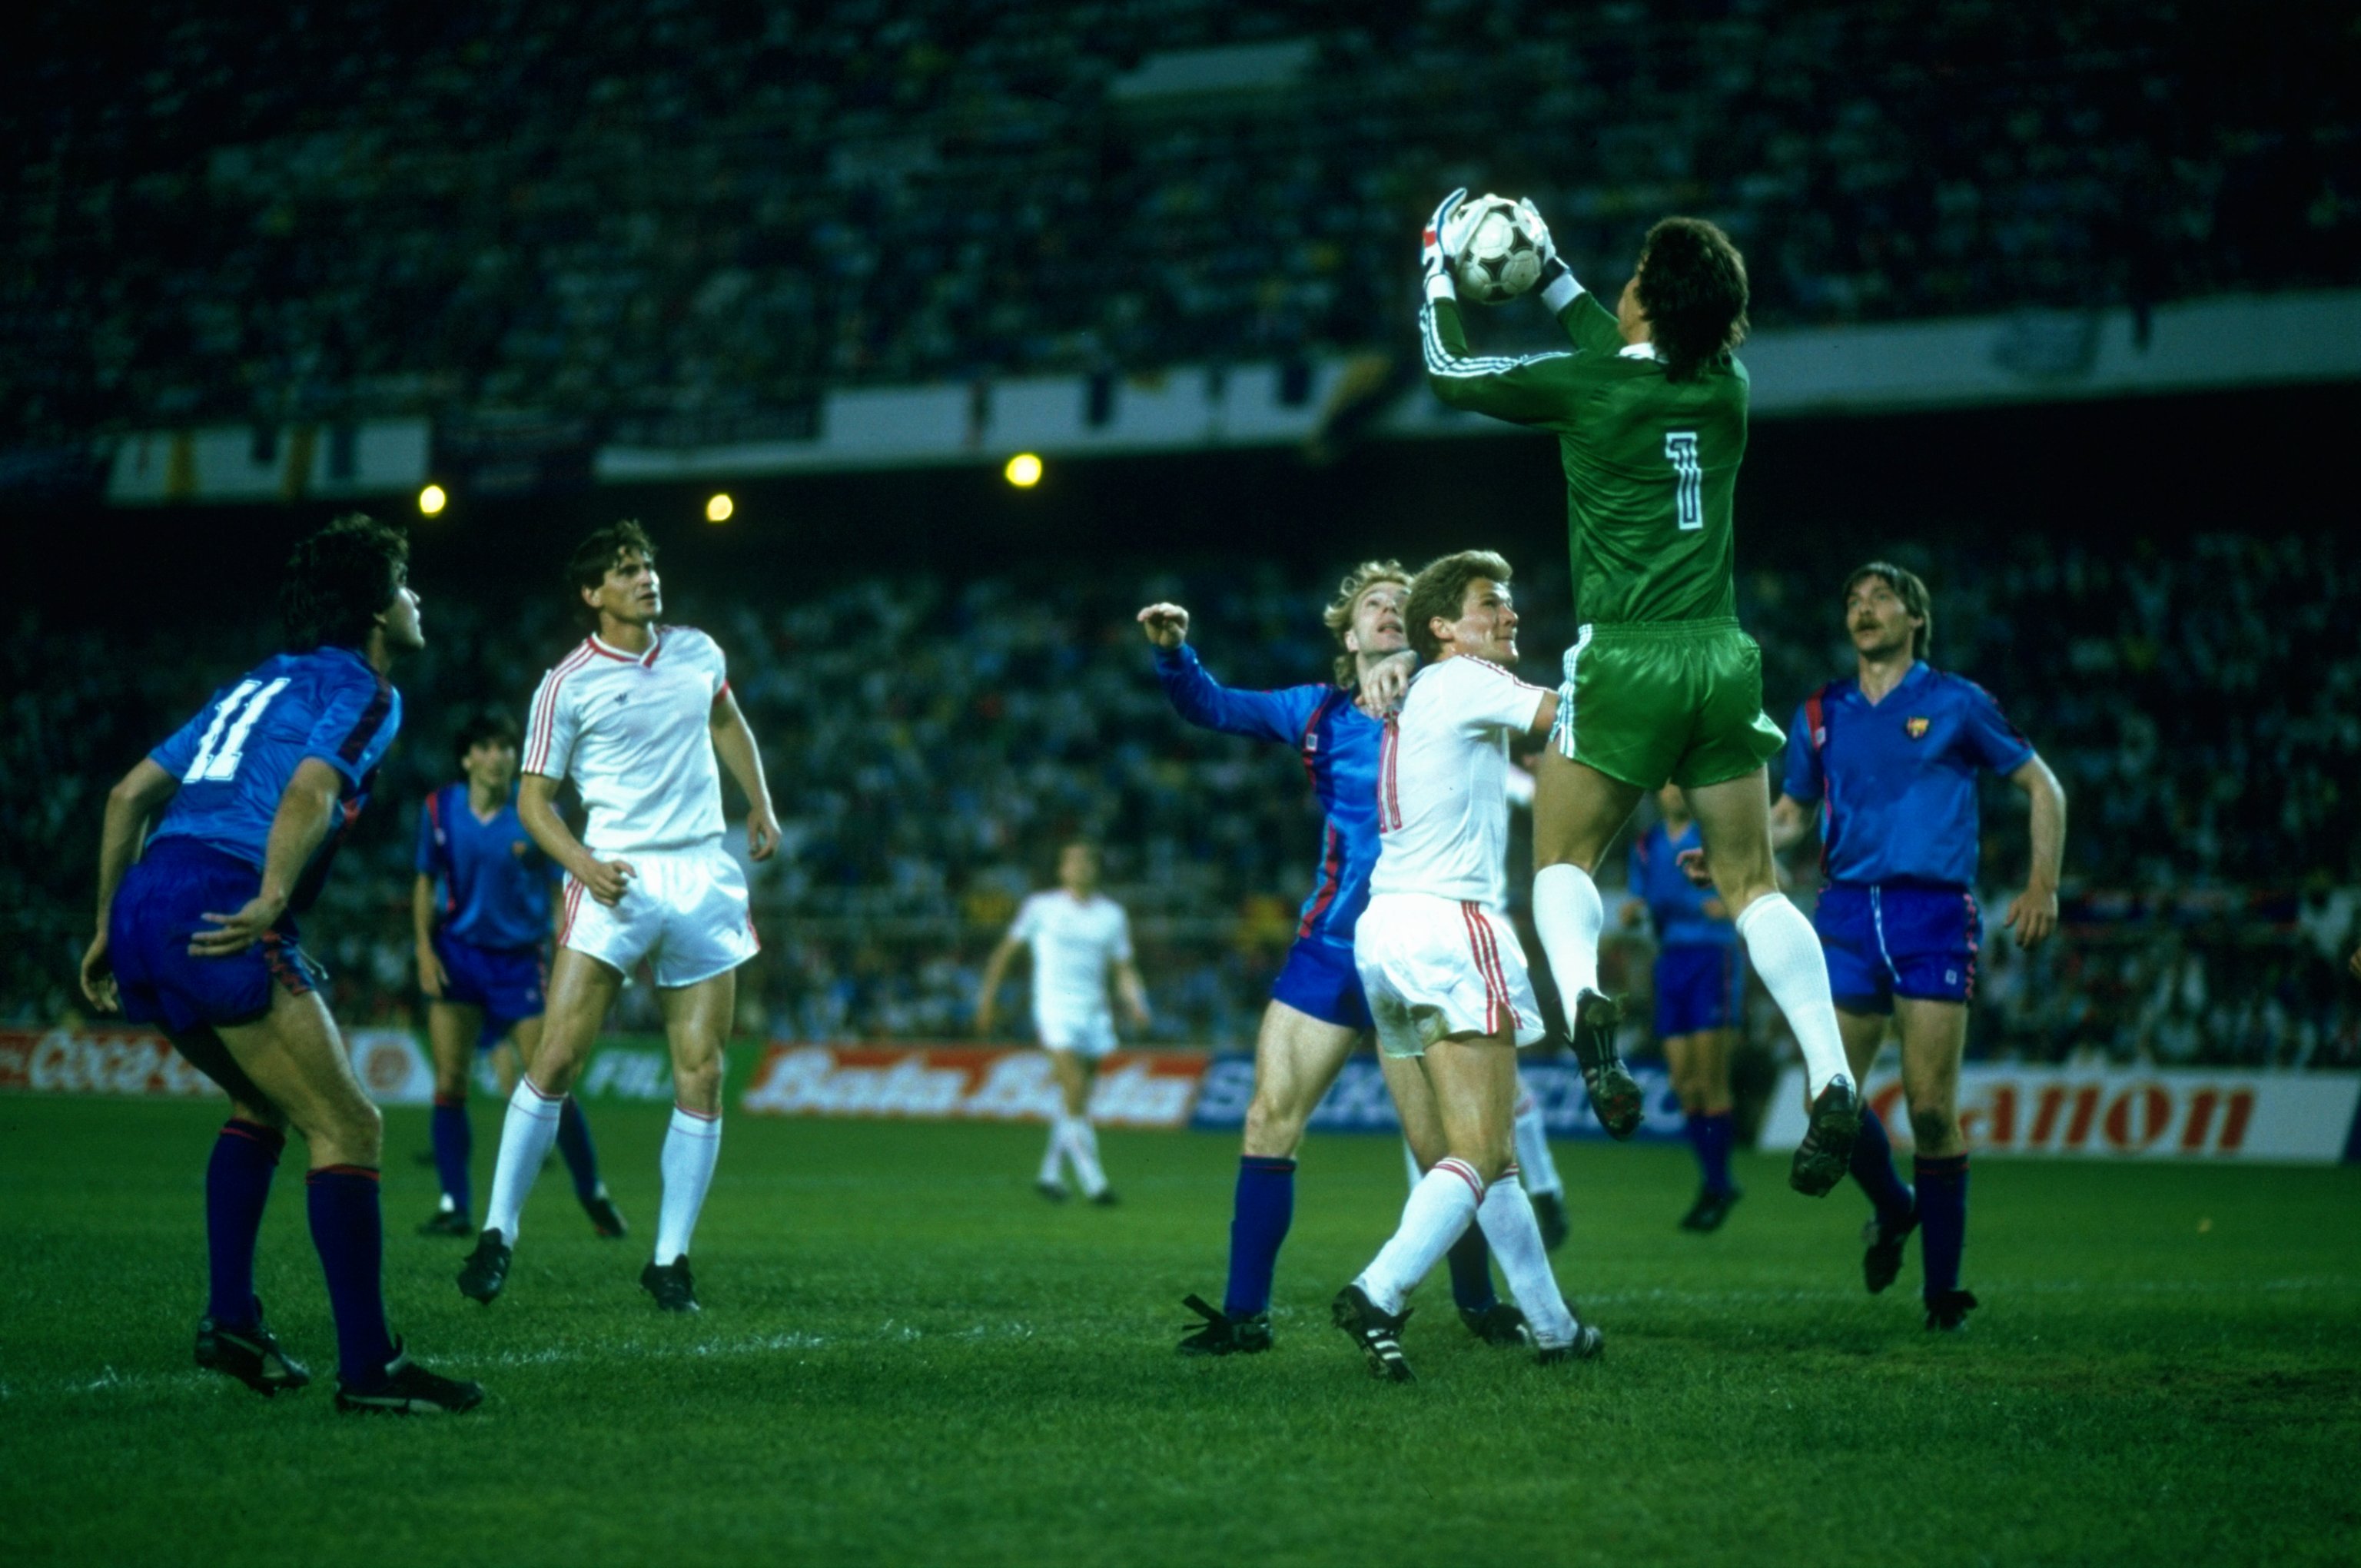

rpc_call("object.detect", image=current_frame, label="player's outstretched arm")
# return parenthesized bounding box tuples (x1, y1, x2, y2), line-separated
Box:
(1421, 289, 1584, 427)
(709, 686, 779, 861)
(1141, 600, 1325, 742)
(975, 935, 1024, 1037)
(83, 758, 178, 1010)
(412, 873, 448, 998)
(1768, 794, 1814, 855)
(2004, 754, 2067, 948)
(518, 772, 635, 906)
(189, 757, 342, 957)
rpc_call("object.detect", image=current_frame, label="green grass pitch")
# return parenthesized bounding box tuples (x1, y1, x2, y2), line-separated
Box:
(3, 1093, 2356, 1566)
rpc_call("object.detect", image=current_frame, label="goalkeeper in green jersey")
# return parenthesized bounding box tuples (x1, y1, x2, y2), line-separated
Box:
(1413, 191, 1861, 1196)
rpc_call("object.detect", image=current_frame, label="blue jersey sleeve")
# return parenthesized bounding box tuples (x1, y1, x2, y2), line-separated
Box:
(415, 789, 445, 877)
(304, 669, 401, 789)
(1955, 679, 2035, 776)
(1780, 702, 1823, 804)
(148, 688, 228, 780)
(1154, 644, 1327, 745)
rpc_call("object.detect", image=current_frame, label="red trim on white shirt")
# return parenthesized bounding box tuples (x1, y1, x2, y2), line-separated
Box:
(524, 644, 596, 775)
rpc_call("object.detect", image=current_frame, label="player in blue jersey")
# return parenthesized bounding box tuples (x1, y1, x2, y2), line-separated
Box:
(80, 515, 482, 1414)
(1142, 564, 1566, 1357)
(1625, 784, 1747, 1231)
(1769, 563, 2065, 1332)
(414, 709, 625, 1241)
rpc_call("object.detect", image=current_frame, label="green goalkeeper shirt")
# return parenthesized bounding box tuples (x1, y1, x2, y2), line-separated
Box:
(1423, 286, 1746, 628)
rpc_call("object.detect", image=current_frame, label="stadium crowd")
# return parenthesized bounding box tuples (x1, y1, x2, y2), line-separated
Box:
(7, 0, 2356, 449)
(8, 526, 2357, 1071)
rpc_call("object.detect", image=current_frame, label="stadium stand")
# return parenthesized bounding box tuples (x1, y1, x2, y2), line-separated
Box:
(8, 528, 2357, 1070)
(5, 0, 2356, 447)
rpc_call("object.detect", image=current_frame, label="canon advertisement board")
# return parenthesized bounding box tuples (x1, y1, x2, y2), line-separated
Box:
(1758, 1065, 2361, 1164)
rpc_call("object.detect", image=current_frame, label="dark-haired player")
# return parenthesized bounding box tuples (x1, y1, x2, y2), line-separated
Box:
(81, 514, 481, 1414)
(414, 709, 623, 1241)
(1139, 567, 1559, 1357)
(1771, 563, 2065, 1330)
(460, 522, 779, 1313)
(1416, 192, 1862, 1196)
(1623, 783, 1745, 1230)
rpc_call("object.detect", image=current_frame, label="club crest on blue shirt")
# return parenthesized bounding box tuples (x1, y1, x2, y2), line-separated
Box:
(1906, 716, 1931, 739)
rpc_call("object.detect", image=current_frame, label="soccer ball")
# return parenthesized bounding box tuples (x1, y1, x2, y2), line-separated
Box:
(1450, 195, 1544, 305)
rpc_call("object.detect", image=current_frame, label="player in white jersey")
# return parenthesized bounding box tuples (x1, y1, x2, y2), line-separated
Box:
(1335, 550, 1603, 1382)
(975, 842, 1150, 1203)
(459, 521, 779, 1313)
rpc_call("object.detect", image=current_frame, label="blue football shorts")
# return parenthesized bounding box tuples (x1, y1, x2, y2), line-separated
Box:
(1653, 942, 1745, 1037)
(1812, 881, 1981, 1015)
(1270, 935, 1375, 1033)
(430, 932, 548, 1046)
(110, 837, 325, 1036)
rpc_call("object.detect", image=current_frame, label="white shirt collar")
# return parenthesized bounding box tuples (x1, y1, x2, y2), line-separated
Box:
(1618, 341, 1660, 360)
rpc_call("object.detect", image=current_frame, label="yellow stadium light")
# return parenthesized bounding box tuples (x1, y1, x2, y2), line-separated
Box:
(706, 493, 735, 523)
(1004, 453, 1043, 488)
(418, 483, 447, 517)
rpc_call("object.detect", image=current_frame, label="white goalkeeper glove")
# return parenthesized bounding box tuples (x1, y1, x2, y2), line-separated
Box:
(1516, 197, 1582, 313)
(1421, 187, 1470, 301)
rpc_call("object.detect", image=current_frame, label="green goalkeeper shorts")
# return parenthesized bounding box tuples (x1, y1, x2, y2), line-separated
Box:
(1551, 619, 1786, 791)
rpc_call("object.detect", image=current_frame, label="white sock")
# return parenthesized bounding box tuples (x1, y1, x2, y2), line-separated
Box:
(1477, 1169, 1577, 1348)
(1400, 1138, 1425, 1191)
(1735, 893, 1852, 1101)
(1038, 1120, 1065, 1185)
(1064, 1115, 1108, 1198)
(1511, 1082, 1564, 1198)
(483, 1076, 563, 1245)
(1532, 864, 1604, 1000)
(1355, 1158, 1484, 1314)
(654, 1105, 722, 1265)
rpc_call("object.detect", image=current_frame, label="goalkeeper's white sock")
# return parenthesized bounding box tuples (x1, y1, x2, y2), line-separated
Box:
(483, 1076, 563, 1246)
(1735, 894, 1853, 1101)
(1476, 1168, 1577, 1349)
(1512, 1083, 1565, 1199)
(1532, 864, 1605, 1001)
(1356, 1159, 1483, 1316)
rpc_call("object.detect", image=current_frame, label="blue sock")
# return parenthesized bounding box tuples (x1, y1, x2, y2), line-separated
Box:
(204, 1120, 283, 1327)
(556, 1096, 602, 1202)
(304, 1166, 397, 1384)
(1851, 1107, 1917, 1225)
(1445, 1224, 1498, 1314)
(1692, 1110, 1735, 1196)
(430, 1095, 472, 1214)
(1221, 1156, 1295, 1318)
(1914, 1153, 1969, 1301)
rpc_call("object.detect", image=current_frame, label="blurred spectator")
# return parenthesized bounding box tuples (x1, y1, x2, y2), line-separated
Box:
(4, 0, 2356, 446)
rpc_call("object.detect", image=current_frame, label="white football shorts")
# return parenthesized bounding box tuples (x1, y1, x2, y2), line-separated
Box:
(1354, 892, 1546, 1058)
(1034, 1009, 1118, 1060)
(559, 843, 758, 988)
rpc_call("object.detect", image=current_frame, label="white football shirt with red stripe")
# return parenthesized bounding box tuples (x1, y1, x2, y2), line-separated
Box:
(1369, 653, 1549, 910)
(523, 626, 730, 857)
